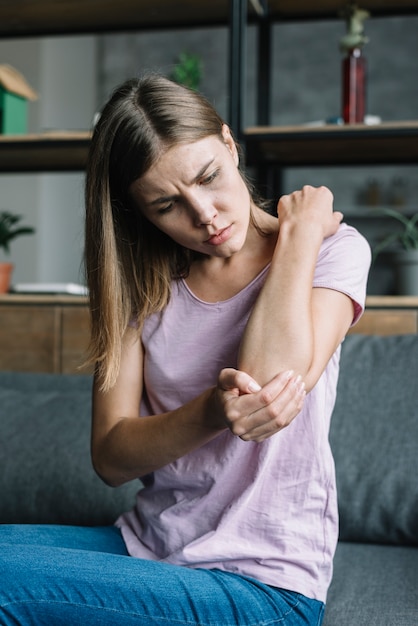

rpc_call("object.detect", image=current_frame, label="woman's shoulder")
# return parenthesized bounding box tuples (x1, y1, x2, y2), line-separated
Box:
(314, 222, 371, 313)
(320, 222, 371, 260)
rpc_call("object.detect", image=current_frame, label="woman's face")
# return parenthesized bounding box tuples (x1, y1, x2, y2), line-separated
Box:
(129, 125, 252, 258)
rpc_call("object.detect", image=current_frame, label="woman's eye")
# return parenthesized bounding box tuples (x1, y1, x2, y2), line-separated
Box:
(158, 203, 174, 215)
(201, 170, 219, 185)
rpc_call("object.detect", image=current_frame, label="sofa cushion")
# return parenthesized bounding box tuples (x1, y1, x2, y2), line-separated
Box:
(330, 333, 418, 545)
(323, 542, 418, 625)
(0, 371, 138, 525)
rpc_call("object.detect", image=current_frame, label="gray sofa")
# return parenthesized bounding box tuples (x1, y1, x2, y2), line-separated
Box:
(1, 333, 417, 625)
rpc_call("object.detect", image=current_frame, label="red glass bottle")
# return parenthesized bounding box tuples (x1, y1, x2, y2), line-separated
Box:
(340, 4, 369, 125)
(342, 47, 366, 124)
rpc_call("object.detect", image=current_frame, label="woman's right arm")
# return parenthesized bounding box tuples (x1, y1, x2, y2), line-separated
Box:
(91, 326, 224, 486)
(91, 327, 304, 487)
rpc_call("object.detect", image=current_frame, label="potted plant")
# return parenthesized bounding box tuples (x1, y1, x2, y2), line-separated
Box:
(170, 51, 203, 91)
(0, 210, 35, 293)
(373, 208, 418, 295)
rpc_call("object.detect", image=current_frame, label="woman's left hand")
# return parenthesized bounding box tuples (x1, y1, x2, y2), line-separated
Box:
(213, 367, 306, 442)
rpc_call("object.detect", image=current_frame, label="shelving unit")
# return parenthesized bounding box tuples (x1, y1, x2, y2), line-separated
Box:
(245, 121, 418, 168)
(2, 118, 417, 174)
(0, 0, 417, 372)
(0, 0, 246, 37)
(0, 0, 250, 171)
(1, 1, 417, 174)
(1, 0, 417, 38)
(0, 1, 417, 271)
(0, 131, 90, 172)
(241, 1, 418, 191)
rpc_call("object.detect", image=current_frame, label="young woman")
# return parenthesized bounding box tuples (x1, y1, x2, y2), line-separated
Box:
(0, 74, 370, 625)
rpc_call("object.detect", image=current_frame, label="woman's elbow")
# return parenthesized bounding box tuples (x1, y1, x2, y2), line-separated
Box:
(91, 443, 129, 488)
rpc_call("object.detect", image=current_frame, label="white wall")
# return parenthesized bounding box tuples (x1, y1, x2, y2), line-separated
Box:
(0, 35, 98, 285)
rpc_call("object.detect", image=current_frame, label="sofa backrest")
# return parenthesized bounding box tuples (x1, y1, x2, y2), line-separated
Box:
(1, 333, 417, 539)
(330, 333, 418, 546)
(0, 371, 138, 525)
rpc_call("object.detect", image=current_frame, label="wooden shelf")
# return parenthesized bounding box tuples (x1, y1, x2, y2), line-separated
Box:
(1, 0, 417, 38)
(352, 296, 418, 335)
(0, 0, 233, 37)
(0, 0, 223, 36)
(267, 0, 418, 19)
(0, 293, 88, 305)
(244, 121, 418, 168)
(366, 296, 418, 308)
(0, 131, 91, 172)
(2, 121, 418, 173)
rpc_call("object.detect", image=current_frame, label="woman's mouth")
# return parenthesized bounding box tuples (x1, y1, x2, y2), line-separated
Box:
(205, 226, 232, 246)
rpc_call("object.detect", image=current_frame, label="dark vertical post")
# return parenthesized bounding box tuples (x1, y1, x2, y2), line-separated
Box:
(228, 0, 246, 140)
(256, 0, 271, 125)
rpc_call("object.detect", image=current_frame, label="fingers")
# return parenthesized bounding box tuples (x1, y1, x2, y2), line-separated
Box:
(277, 185, 341, 239)
(235, 373, 306, 442)
(218, 368, 306, 443)
(218, 367, 262, 395)
(278, 185, 333, 212)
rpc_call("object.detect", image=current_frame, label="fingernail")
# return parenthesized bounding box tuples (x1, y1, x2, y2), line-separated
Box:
(285, 370, 294, 379)
(248, 380, 262, 392)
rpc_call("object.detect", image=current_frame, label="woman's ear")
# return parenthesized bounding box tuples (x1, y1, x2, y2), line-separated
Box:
(221, 124, 239, 166)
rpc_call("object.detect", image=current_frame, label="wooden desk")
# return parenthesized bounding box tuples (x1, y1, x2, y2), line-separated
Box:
(0, 294, 90, 374)
(1, 294, 417, 374)
(350, 296, 418, 335)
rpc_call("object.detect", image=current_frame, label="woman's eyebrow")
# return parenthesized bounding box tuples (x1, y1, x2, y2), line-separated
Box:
(192, 158, 215, 183)
(148, 158, 216, 207)
(148, 194, 175, 207)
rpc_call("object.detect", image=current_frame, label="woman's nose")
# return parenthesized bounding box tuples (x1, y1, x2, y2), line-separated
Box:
(199, 213, 215, 226)
(190, 200, 217, 226)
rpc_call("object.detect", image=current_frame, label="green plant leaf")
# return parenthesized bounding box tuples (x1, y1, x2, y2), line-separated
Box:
(170, 51, 202, 91)
(0, 211, 35, 254)
(372, 208, 418, 262)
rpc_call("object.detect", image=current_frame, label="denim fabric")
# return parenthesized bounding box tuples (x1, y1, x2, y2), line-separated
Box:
(0, 525, 324, 625)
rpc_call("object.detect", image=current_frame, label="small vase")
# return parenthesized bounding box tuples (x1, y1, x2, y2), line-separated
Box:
(0, 262, 14, 293)
(393, 250, 418, 295)
(342, 47, 366, 124)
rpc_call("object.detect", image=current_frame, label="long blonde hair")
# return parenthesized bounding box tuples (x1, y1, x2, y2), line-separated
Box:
(84, 74, 266, 391)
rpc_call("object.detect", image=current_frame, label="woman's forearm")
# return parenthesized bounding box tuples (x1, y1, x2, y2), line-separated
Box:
(238, 219, 323, 388)
(92, 386, 226, 487)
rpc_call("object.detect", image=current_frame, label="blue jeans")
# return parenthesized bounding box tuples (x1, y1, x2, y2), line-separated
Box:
(0, 525, 325, 625)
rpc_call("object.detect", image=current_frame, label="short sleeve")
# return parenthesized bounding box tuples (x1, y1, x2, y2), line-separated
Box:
(312, 223, 371, 325)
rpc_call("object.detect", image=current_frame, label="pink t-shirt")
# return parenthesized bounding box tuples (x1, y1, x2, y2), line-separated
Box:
(116, 223, 371, 602)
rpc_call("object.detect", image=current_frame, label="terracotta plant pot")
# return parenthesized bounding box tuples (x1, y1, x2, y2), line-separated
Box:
(0, 262, 13, 293)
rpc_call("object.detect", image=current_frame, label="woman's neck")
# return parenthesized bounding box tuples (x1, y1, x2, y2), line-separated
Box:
(185, 208, 278, 302)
